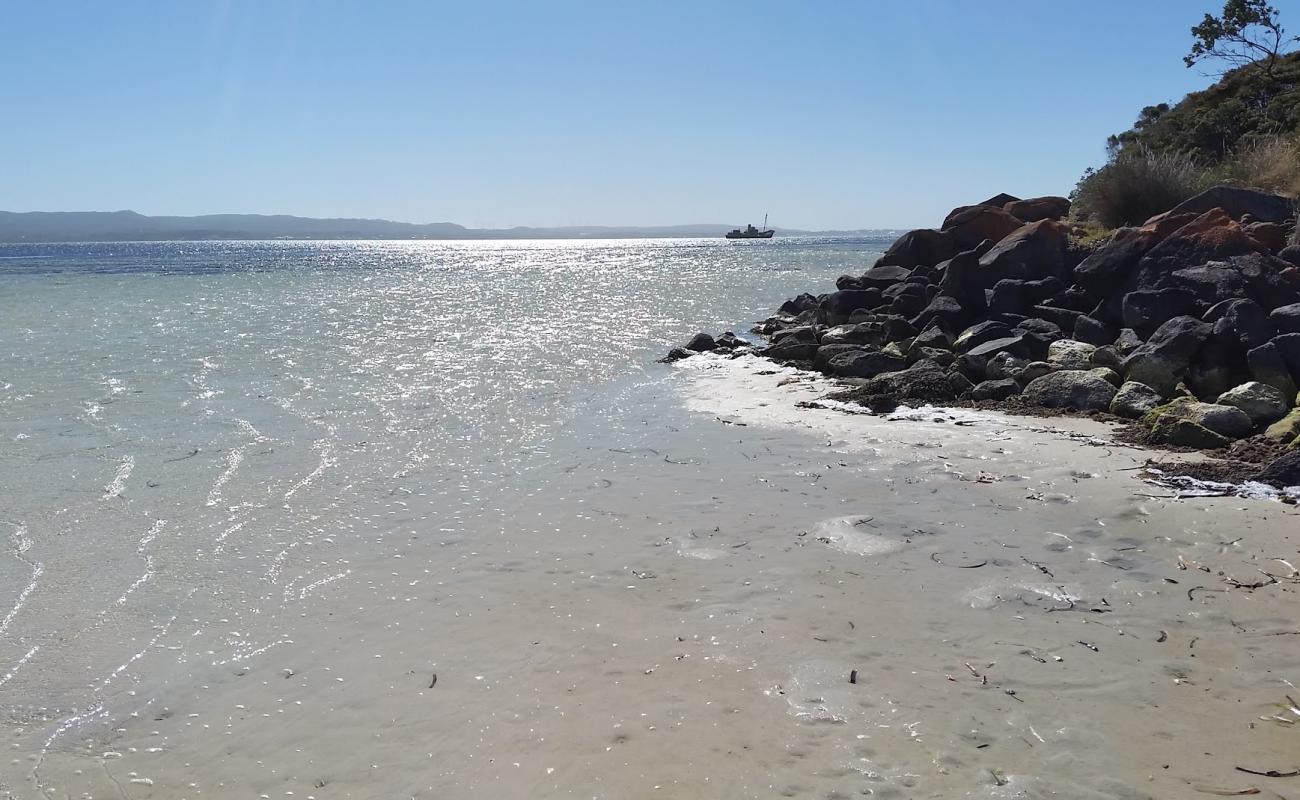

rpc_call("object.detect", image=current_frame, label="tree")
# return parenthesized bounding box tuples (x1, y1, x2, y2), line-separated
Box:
(1185, 0, 1297, 76)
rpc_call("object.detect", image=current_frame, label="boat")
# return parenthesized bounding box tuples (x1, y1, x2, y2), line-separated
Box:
(725, 214, 774, 239)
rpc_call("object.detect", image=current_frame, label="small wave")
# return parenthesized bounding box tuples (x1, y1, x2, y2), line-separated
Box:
(101, 456, 134, 499)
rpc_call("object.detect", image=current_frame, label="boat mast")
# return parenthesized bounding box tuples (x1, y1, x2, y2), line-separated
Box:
(763, 213, 768, 231)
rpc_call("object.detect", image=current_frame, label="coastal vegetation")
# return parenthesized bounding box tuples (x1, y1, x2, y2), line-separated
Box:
(1073, 1, 1300, 228)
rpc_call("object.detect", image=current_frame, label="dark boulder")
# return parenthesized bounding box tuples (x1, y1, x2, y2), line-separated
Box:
(877, 229, 960, 270)
(685, 332, 717, 352)
(879, 315, 918, 343)
(764, 339, 819, 362)
(858, 359, 957, 404)
(1022, 370, 1118, 411)
(1270, 303, 1300, 335)
(971, 378, 1022, 401)
(966, 333, 1033, 360)
(1073, 315, 1116, 346)
(1245, 221, 1289, 252)
(941, 205, 1026, 249)
(979, 192, 1021, 208)
(1274, 333, 1300, 379)
(827, 349, 907, 378)
(1121, 288, 1200, 331)
(1073, 215, 1197, 291)
(814, 344, 871, 371)
(835, 274, 864, 291)
(860, 265, 912, 289)
(953, 321, 1012, 352)
(1122, 315, 1212, 395)
(911, 294, 968, 333)
(1248, 340, 1299, 399)
(1280, 244, 1300, 268)
(771, 325, 820, 345)
(1031, 304, 1084, 332)
(821, 290, 881, 325)
(1230, 253, 1300, 311)
(1253, 449, 1300, 488)
(911, 324, 952, 350)
(1115, 328, 1144, 354)
(820, 322, 886, 347)
(1004, 196, 1071, 222)
(1153, 185, 1296, 226)
(989, 277, 1064, 315)
(659, 347, 692, 363)
(778, 292, 820, 316)
(1205, 299, 1273, 351)
(936, 250, 989, 316)
(975, 220, 1068, 288)
(1134, 209, 1268, 276)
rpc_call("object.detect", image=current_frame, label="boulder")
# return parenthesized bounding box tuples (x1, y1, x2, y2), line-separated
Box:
(1073, 223, 1171, 291)
(1122, 315, 1212, 395)
(1253, 449, 1300, 488)
(1143, 397, 1254, 439)
(1022, 370, 1117, 411)
(971, 379, 1022, 401)
(1270, 303, 1300, 335)
(1121, 288, 1200, 331)
(985, 352, 1030, 380)
(1229, 253, 1300, 311)
(764, 339, 819, 362)
(1030, 305, 1084, 332)
(1264, 408, 1300, 444)
(976, 220, 1068, 288)
(685, 332, 716, 352)
(877, 229, 960, 270)
(911, 324, 952, 350)
(989, 277, 1064, 315)
(1148, 416, 1231, 449)
(778, 292, 820, 316)
(827, 349, 908, 378)
(1134, 209, 1268, 276)
(858, 359, 957, 404)
(1004, 196, 1071, 222)
(1015, 361, 1055, 385)
(1206, 298, 1273, 351)
(1216, 381, 1289, 424)
(1088, 366, 1123, 387)
(911, 294, 968, 333)
(715, 332, 747, 350)
(911, 346, 956, 367)
(1245, 221, 1289, 252)
(1091, 345, 1123, 371)
(979, 192, 1021, 208)
(1280, 244, 1300, 268)
(936, 250, 989, 316)
(771, 325, 820, 345)
(659, 347, 692, 363)
(966, 333, 1033, 360)
(954, 321, 1012, 352)
(941, 205, 1026, 249)
(1115, 328, 1144, 354)
(1073, 315, 1116, 346)
(1110, 381, 1162, 418)
(1047, 339, 1097, 370)
(821, 290, 880, 325)
(1154, 185, 1296, 226)
(949, 371, 976, 396)
(820, 322, 885, 347)
(815, 344, 871, 371)
(1247, 340, 1299, 399)
(860, 265, 913, 289)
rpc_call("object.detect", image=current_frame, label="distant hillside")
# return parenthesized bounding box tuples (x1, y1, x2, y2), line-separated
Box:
(0, 210, 866, 242)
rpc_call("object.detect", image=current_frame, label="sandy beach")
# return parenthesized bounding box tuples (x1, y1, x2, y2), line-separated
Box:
(23, 351, 1299, 799)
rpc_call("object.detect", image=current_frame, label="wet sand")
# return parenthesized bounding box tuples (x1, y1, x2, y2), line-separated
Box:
(24, 354, 1300, 799)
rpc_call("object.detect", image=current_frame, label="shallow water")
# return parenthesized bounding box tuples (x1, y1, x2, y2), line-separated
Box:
(2, 238, 1298, 800)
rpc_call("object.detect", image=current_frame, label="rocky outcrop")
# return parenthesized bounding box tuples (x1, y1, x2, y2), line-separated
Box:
(1152, 185, 1296, 226)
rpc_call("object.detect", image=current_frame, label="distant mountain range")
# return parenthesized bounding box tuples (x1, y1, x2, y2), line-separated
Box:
(0, 210, 888, 242)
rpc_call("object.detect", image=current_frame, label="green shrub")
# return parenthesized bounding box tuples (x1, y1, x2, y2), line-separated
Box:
(1071, 148, 1214, 228)
(1214, 133, 1300, 195)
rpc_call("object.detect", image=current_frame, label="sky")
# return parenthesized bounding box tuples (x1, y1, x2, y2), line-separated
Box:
(2, 1, 1293, 229)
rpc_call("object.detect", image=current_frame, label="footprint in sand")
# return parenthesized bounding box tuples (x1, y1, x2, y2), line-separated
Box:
(810, 515, 909, 557)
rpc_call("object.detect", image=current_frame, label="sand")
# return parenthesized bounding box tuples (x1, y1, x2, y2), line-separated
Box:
(21, 354, 1300, 799)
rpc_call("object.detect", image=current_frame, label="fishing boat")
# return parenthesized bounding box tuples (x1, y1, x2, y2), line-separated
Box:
(725, 214, 774, 239)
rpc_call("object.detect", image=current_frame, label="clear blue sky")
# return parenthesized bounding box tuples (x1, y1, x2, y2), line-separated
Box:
(2, 1, 1291, 229)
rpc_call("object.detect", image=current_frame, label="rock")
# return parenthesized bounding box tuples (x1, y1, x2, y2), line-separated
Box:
(1155, 185, 1296, 226)
(1135, 209, 1268, 276)
(659, 347, 693, 363)
(911, 293, 969, 332)
(1270, 303, 1300, 335)
(1280, 244, 1300, 268)
(821, 290, 880, 325)
(858, 359, 957, 404)
(1247, 340, 1300, 399)
(1031, 304, 1084, 332)
(814, 344, 871, 371)
(1091, 345, 1123, 371)
(966, 333, 1032, 360)
(1272, 333, 1300, 379)
(1073, 227, 1151, 291)
(771, 325, 820, 345)
(1148, 416, 1231, 449)
(941, 205, 1026, 249)
(976, 220, 1068, 288)
(1004, 196, 1071, 222)
(827, 349, 908, 378)
(1264, 408, 1300, 444)
(979, 192, 1021, 208)
(859, 265, 913, 289)
(778, 292, 820, 316)
(1253, 448, 1300, 488)
(879, 315, 919, 343)
(1110, 381, 1162, 418)
(936, 250, 989, 316)
(1229, 253, 1300, 311)
(985, 352, 1030, 380)
(1121, 288, 1199, 331)
(1022, 370, 1117, 411)
(1245, 221, 1289, 252)
(911, 324, 952, 350)
(988, 277, 1064, 315)
(953, 321, 1011, 352)
(1143, 397, 1254, 439)
(685, 332, 717, 352)
(821, 322, 885, 347)
(1047, 339, 1097, 370)
(877, 229, 960, 270)
(1088, 366, 1123, 387)
(1015, 361, 1055, 385)
(1073, 315, 1115, 346)
(948, 371, 975, 396)
(912, 346, 956, 368)
(1206, 298, 1273, 350)
(835, 274, 864, 291)
(1122, 315, 1212, 395)
(715, 331, 746, 349)
(1115, 328, 1144, 354)
(971, 379, 1022, 401)
(764, 339, 819, 362)
(1217, 381, 1289, 424)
